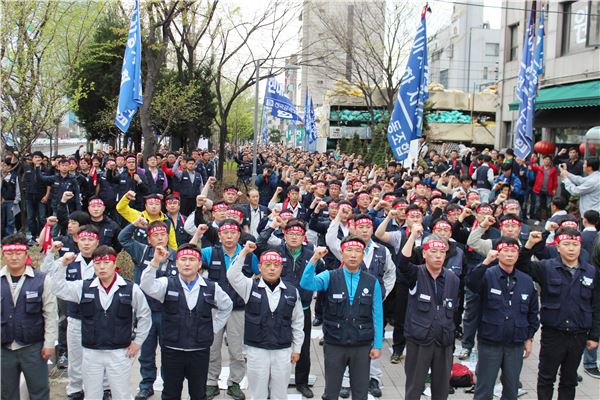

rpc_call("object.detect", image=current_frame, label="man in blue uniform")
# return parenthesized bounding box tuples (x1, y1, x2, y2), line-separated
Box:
(301, 237, 383, 400)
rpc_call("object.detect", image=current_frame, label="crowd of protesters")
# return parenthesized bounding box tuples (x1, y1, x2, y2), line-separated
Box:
(1, 140, 599, 400)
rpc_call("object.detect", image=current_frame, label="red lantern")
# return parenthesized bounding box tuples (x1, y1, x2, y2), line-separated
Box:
(580, 142, 599, 156)
(534, 140, 557, 155)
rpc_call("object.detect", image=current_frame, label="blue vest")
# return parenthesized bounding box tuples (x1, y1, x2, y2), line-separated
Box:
(136, 246, 178, 312)
(539, 259, 595, 332)
(1, 270, 46, 346)
(244, 281, 297, 349)
(133, 218, 172, 247)
(478, 266, 536, 344)
(79, 279, 133, 350)
(97, 173, 117, 205)
(444, 244, 465, 278)
(475, 165, 492, 190)
(404, 266, 459, 346)
(1, 172, 17, 201)
(178, 171, 203, 199)
(322, 269, 376, 347)
(278, 243, 314, 308)
(161, 277, 215, 350)
(207, 247, 253, 310)
(360, 245, 387, 297)
(65, 260, 91, 319)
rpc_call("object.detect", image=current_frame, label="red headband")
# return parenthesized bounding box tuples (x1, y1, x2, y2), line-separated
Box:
(145, 198, 161, 205)
(496, 242, 520, 251)
(219, 223, 240, 232)
(556, 234, 582, 243)
(355, 218, 373, 226)
(339, 204, 352, 211)
(423, 240, 448, 251)
(176, 248, 201, 260)
(503, 202, 520, 210)
(212, 203, 229, 211)
(560, 221, 578, 228)
(393, 203, 408, 209)
(126, 156, 136, 162)
(447, 209, 462, 215)
(224, 188, 238, 194)
(93, 254, 117, 263)
(166, 197, 180, 204)
(433, 221, 452, 231)
(260, 252, 283, 264)
(500, 219, 522, 227)
(357, 193, 370, 199)
(285, 225, 305, 234)
(467, 192, 480, 199)
(229, 209, 245, 219)
(88, 199, 104, 207)
(148, 225, 167, 236)
(78, 231, 99, 240)
(329, 183, 340, 189)
(383, 195, 397, 201)
(280, 211, 293, 217)
(328, 202, 339, 208)
(407, 210, 423, 217)
(2, 244, 28, 253)
(477, 206, 493, 214)
(315, 182, 326, 187)
(341, 240, 365, 252)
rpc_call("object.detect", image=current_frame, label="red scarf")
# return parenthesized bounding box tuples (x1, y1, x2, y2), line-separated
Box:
(41, 224, 52, 254)
(89, 166, 98, 186)
(100, 274, 118, 294)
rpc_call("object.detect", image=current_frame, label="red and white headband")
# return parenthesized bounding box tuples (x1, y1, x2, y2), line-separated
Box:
(88, 199, 104, 207)
(224, 188, 238, 194)
(556, 234, 581, 243)
(145, 197, 161, 205)
(496, 242, 519, 251)
(433, 221, 452, 231)
(355, 218, 373, 226)
(407, 210, 423, 217)
(260, 252, 283, 264)
(477, 206, 493, 214)
(78, 231, 99, 240)
(219, 223, 240, 232)
(2, 244, 28, 253)
(148, 225, 167, 236)
(560, 221, 578, 228)
(212, 203, 229, 211)
(228, 209, 245, 219)
(341, 240, 365, 252)
(176, 248, 201, 260)
(500, 219, 522, 227)
(93, 254, 117, 263)
(285, 225, 305, 234)
(423, 240, 448, 251)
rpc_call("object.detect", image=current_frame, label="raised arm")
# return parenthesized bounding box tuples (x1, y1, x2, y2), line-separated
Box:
(226, 241, 256, 303)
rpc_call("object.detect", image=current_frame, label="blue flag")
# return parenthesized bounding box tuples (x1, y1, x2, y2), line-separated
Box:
(513, 4, 540, 160)
(386, 7, 429, 162)
(265, 78, 300, 120)
(308, 98, 317, 151)
(115, 0, 143, 133)
(534, 7, 544, 76)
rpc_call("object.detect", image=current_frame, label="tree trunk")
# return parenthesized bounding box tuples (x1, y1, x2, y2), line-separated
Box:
(217, 121, 227, 182)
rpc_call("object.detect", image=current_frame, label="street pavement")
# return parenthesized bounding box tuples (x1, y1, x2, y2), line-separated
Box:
(47, 325, 600, 399)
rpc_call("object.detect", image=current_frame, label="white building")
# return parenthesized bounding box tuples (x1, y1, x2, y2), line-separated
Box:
(496, 1, 600, 149)
(429, 3, 500, 92)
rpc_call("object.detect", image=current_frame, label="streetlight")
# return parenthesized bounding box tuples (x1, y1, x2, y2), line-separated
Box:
(251, 61, 300, 186)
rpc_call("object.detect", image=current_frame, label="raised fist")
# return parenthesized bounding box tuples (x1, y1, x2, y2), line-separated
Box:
(51, 241, 63, 253)
(125, 191, 136, 201)
(411, 223, 424, 238)
(275, 187, 283, 194)
(243, 241, 257, 253)
(133, 217, 149, 229)
(153, 246, 170, 263)
(484, 250, 498, 265)
(46, 216, 59, 227)
(527, 231, 543, 245)
(196, 194, 206, 206)
(62, 252, 77, 266)
(195, 224, 209, 236)
(61, 191, 74, 203)
(312, 246, 328, 259)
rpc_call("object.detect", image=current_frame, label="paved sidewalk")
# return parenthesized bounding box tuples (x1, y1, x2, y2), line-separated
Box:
(48, 326, 600, 399)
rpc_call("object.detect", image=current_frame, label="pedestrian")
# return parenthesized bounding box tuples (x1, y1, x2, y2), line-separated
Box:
(560, 157, 600, 216)
(397, 230, 459, 400)
(300, 237, 383, 400)
(140, 243, 233, 400)
(467, 237, 540, 400)
(228, 242, 304, 400)
(48, 245, 152, 400)
(521, 228, 600, 400)
(529, 155, 558, 221)
(1, 234, 57, 400)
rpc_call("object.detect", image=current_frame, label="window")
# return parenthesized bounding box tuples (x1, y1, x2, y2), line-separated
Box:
(485, 43, 499, 56)
(440, 69, 449, 88)
(483, 66, 489, 80)
(432, 50, 441, 61)
(561, 1, 591, 55)
(509, 24, 519, 61)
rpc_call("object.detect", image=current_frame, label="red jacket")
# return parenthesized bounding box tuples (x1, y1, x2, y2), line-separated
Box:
(530, 164, 558, 194)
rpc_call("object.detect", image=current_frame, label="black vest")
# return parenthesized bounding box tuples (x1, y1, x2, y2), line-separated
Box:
(478, 266, 536, 344)
(133, 218, 172, 246)
(1, 270, 46, 346)
(475, 165, 492, 190)
(137, 246, 178, 312)
(1, 172, 17, 201)
(278, 243, 314, 307)
(65, 260, 92, 319)
(539, 259, 595, 332)
(244, 281, 297, 349)
(360, 245, 387, 297)
(161, 277, 216, 349)
(79, 278, 134, 350)
(322, 269, 377, 347)
(145, 169, 166, 195)
(444, 244, 465, 278)
(178, 171, 203, 199)
(404, 266, 459, 346)
(207, 247, 253, 309)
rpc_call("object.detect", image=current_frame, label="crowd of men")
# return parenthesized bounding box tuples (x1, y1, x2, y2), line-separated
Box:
(1, 141, 600, 400)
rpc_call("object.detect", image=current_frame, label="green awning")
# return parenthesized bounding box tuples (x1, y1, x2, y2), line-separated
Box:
(509, 79, 600, 111)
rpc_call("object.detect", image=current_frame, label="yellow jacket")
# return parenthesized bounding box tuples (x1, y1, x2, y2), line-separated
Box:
(116, 196, 178, 250)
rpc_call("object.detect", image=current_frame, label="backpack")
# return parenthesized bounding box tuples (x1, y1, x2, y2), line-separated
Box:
(450, 363, 474, 387)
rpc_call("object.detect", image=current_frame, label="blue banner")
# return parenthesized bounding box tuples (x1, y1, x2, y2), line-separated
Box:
(265, 78, 300, 120)
(513, 4, 540, 160)
(307, 98, 317, 151)
(386, 8, 429, 162)
(115, 0, 143, 133)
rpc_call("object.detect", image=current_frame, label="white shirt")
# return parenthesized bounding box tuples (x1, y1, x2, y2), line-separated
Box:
(227, 254, 304, 353)
(249, 206, 263, 238)
(47, 259, 151, 346)
(139, 268, 233, 336)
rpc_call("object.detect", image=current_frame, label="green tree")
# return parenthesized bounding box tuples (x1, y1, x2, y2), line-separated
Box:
(348, 133, 362, 155)
(227, 88, 254, 145)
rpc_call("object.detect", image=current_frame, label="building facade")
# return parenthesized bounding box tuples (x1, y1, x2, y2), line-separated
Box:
(428, 3, 500, 92)
(496, 1, 600, 149)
